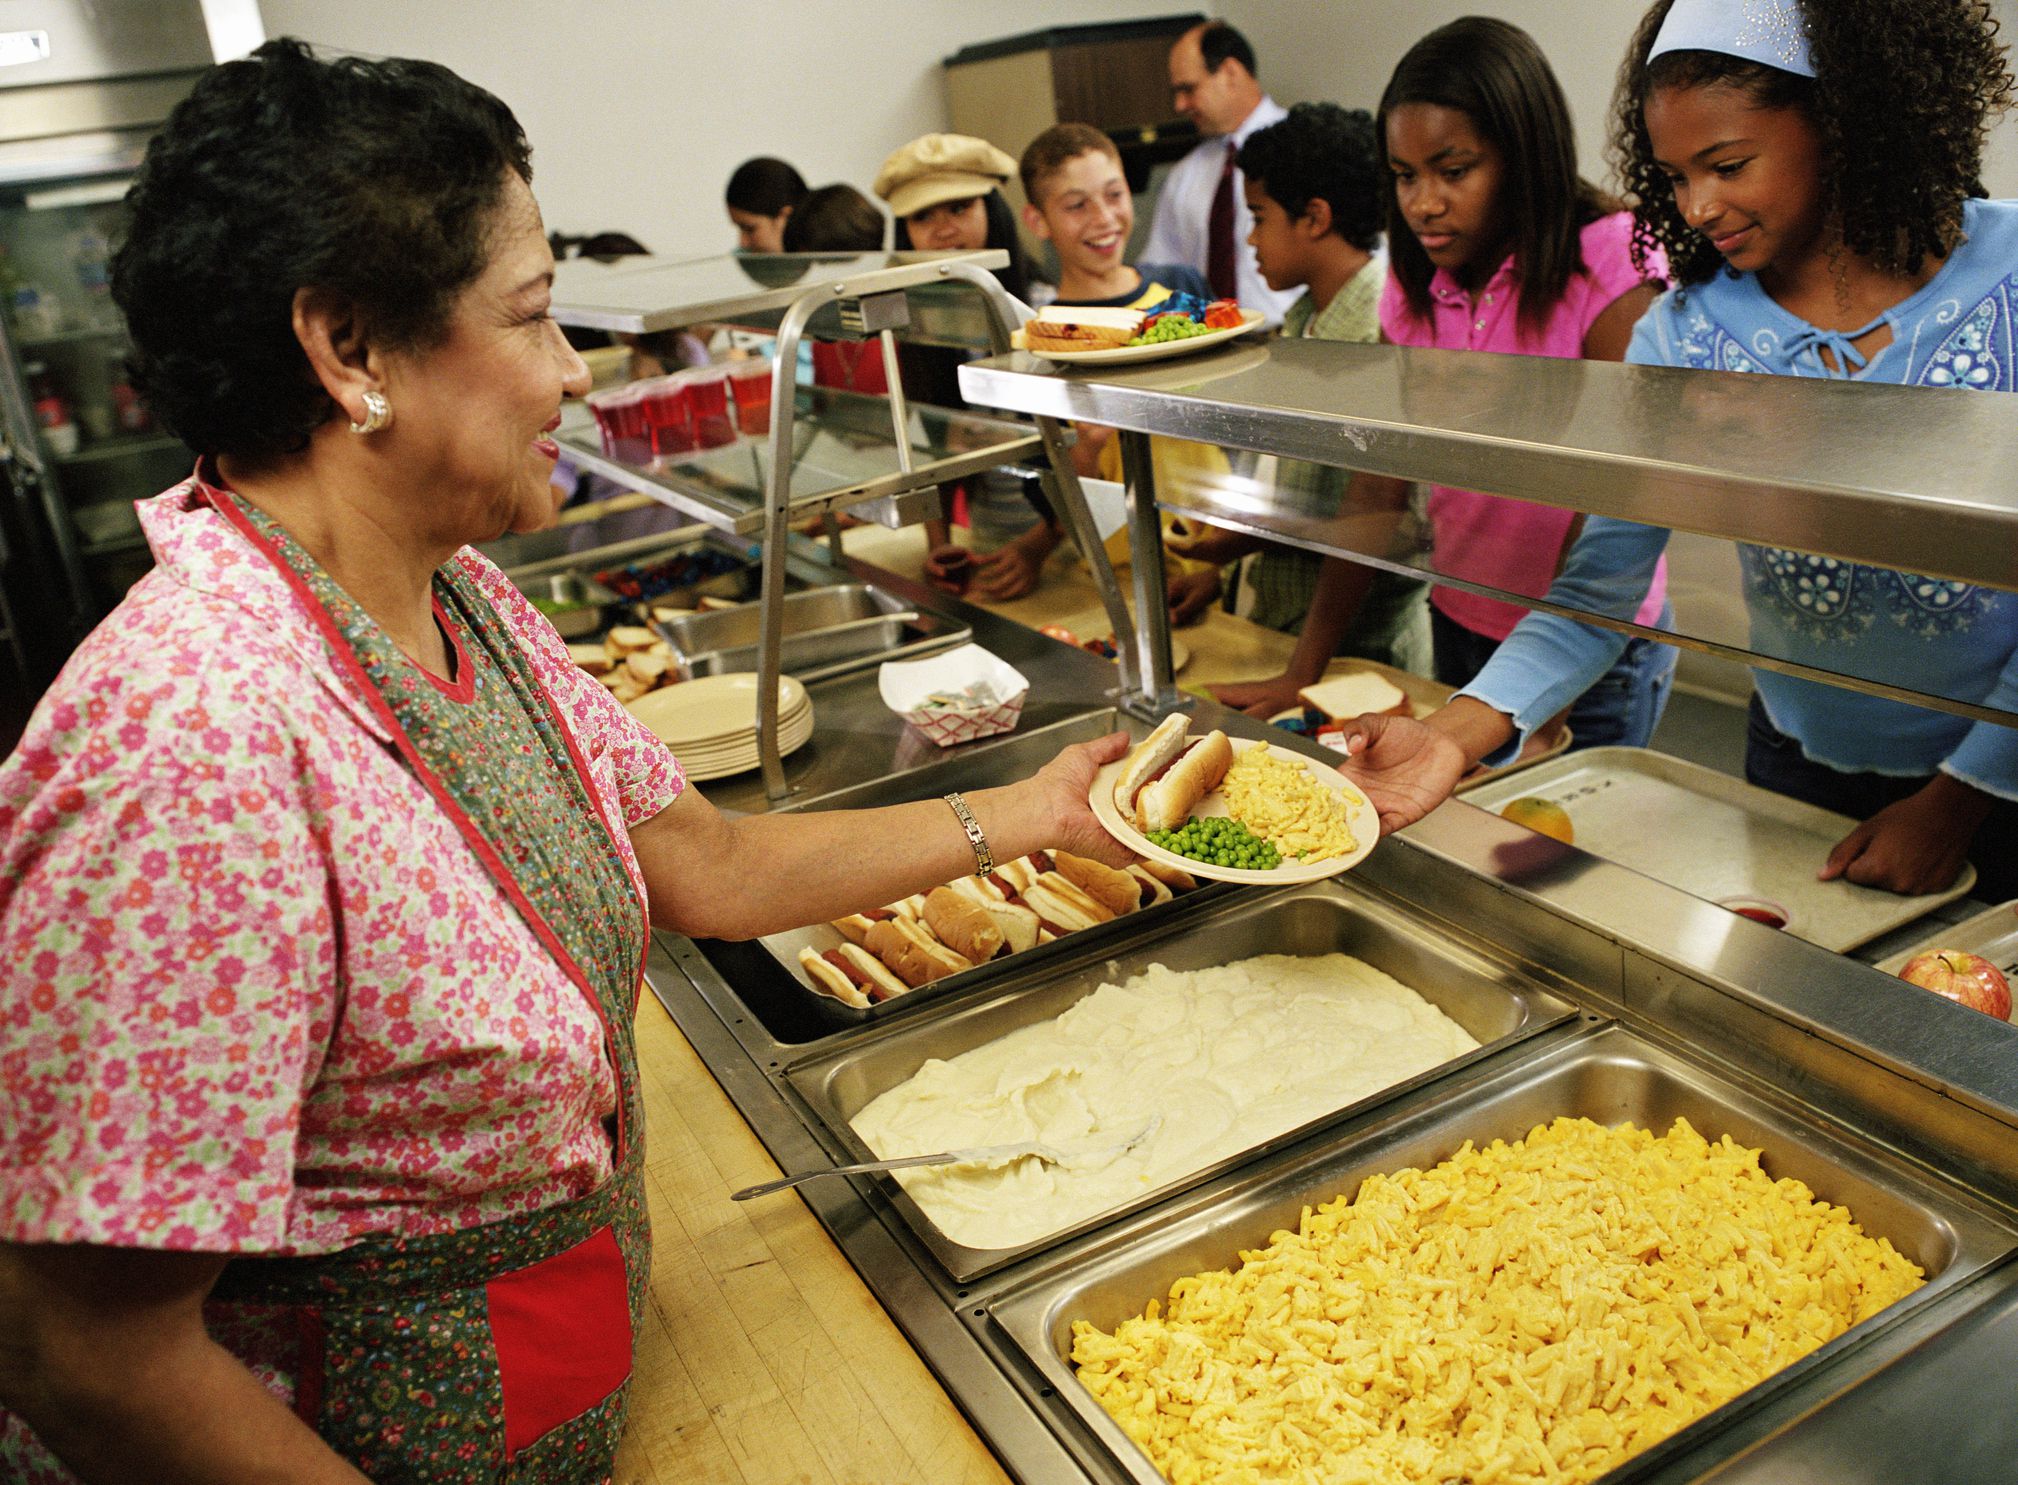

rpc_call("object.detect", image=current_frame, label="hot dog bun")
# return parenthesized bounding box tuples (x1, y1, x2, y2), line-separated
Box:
(865, 916, 972, 987)
(1126, 864, 1173, 908)
(1136, 730, 1233, 833)
(1021, 879, 1108, 936)
(1135, 859, 1198, 892)
(1052, 850, 1141, 919)
(833, 909, 898, 946)
(924, 885, 1005, 964)
(1112, 715, 1191, 823)
(797, 944, 906, 1006)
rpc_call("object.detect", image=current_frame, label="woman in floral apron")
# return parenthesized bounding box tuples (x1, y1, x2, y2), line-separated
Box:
(0, 41, 1128, 1484)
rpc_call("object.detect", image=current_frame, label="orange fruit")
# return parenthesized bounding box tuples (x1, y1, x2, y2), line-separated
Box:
(1500, 796, 1574, 844)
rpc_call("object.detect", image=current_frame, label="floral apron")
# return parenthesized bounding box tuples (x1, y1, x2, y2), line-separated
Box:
(202, 487, 650, 1484)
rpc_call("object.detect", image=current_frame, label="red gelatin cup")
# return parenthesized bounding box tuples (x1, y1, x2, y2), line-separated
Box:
(728, 359, 774, 437)
(586, 384, 652, 465)
(639, 375, 696, 457)
(687, 368, 736, 448)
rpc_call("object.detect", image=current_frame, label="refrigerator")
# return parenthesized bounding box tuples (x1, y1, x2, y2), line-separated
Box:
(0, 0, 258, 720)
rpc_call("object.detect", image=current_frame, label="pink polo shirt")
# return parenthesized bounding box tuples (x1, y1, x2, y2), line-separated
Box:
(1380, 211, 1669, 641)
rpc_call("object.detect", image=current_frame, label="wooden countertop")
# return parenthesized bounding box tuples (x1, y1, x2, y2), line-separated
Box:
(617, 992, 1009, 1485)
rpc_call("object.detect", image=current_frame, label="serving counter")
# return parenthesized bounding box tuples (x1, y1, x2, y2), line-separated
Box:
(628, 541, 2018, 1484)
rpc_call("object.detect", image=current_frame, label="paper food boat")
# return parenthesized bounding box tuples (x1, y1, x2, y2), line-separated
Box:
(879, 644, 1029, 747)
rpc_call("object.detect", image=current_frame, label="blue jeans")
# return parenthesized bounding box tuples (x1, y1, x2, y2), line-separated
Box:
(1745, 695, 2018, 901)
(1431, 606, 1678, 752)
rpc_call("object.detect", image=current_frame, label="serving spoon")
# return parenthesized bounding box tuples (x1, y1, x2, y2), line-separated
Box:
(732, 1117, 1162, 1202)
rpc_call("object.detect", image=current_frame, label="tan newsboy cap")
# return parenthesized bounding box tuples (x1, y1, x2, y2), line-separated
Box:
(873, 133, 1017, 220)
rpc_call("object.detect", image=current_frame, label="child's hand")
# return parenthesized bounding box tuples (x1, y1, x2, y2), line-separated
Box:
(1208, 673, 1309, 719)
(1167, 568, 1221, 627)
(1820, 775, 1990, 895)
(1165, 518, 1260, 566)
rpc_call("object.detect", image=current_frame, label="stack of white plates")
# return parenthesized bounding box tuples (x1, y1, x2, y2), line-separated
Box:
(626, 672, 815, 782)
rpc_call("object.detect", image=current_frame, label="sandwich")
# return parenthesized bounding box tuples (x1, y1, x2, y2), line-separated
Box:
(1023, 305, 1144, 353)
(1134, 730, 1233, 833)
(865, 915, 972, 988)
(1297, 671, 1412, 721)
(798, 944, 907, 1007)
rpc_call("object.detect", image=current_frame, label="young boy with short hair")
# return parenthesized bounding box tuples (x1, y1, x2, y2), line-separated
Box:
(1009, 126, 1225, 617)
(1178, 102, 1431, 668)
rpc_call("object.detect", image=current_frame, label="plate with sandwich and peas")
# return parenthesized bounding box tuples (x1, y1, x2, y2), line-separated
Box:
(1013, 296, 1267, 365)
(1091, 714, 1380, 884)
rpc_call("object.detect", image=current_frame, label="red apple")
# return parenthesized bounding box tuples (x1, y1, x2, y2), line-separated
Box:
(1899, 950, 2013, 1020)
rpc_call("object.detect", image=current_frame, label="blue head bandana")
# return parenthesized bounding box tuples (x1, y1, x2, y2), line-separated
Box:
(1648, 0, 1816, 78)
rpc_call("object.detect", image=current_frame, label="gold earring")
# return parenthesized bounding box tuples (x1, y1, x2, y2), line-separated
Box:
(349, 390, 393, 435)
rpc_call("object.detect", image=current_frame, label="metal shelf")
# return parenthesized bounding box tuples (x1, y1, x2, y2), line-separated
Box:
(958, 337, 2018, 595)
(555, 388, 1045, 538)
(550, 249, 1011, 335)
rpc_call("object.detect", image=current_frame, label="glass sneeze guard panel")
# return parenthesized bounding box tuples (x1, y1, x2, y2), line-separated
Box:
(556, 386, 1044, 537)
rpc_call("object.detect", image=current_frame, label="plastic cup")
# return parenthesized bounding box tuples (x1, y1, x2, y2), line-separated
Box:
(926, 544, 973, 594)
(686, 367, 736, 449)
(639, 375, 696, 458)
(728, 358, 774, 437)
(586, 383, 651, 465)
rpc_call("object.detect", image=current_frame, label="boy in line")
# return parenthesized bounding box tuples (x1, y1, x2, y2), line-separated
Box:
(1003, 125, 1224, 617)
(1176, 102, 1432, 671)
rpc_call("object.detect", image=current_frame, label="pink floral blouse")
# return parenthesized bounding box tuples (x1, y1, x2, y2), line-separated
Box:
(0, 480, 684, 1258)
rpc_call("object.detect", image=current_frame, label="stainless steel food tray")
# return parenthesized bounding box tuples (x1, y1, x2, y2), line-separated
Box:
(654, 581, 965, 679)
(1462, 747, 1975, 953)
(977, 1022, 2018, 1485)
(741, 710, 1235, 1039)
(785, 880, 1581, 1282)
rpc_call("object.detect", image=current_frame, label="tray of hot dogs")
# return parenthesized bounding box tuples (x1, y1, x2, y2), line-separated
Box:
(769, 847, 1215, 1014)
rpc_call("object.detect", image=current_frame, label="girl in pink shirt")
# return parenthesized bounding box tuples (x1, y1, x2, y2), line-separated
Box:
(1214, 18, 1676, 751)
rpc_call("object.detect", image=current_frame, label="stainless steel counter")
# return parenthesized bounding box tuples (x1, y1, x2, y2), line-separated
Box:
(642, 551, 2018, 1484)
(957, 338, 2018, 593)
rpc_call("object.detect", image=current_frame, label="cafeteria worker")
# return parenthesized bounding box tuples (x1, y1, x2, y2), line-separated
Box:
(0, 42, 1129, 1485)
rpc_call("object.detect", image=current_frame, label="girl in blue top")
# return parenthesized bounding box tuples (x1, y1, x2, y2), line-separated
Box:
(1337, 0, 2018, 900)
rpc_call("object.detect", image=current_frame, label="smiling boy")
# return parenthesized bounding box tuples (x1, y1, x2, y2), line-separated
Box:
(1019, 124, 1209, 309)
(1181, 103, 1431, 663)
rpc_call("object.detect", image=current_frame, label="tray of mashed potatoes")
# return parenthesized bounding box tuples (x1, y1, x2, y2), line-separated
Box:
(975, 1021, 2018, 1485)
(783, 877, 1580, 1282)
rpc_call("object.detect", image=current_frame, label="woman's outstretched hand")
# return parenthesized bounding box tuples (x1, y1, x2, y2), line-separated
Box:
(1322, 713, 1472, 836)
(1019, 731, 1137, 866)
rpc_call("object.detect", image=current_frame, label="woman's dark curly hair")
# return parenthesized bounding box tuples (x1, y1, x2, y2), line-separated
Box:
(1613, 0, 2014, 286)
(111, 37, 532, 461)
(1238, 102, 1384, 254)
(1379, 17, 1623, 338)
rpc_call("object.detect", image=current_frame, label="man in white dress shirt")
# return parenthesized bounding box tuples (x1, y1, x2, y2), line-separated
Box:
(1142, 20, 1302, 323)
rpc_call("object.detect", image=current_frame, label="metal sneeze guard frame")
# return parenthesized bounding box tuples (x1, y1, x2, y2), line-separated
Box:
(552, 250, 1147, 799)
(958, 337, 2018, 723)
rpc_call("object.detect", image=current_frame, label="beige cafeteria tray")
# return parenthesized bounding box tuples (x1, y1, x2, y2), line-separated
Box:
(1876, 900, 2018, 980)
(1311, 658, 1571, 794)
(1462, 747, 1975, 953)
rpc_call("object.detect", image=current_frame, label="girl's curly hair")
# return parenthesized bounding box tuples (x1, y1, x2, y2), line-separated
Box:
(1612, 0, 2014, 286)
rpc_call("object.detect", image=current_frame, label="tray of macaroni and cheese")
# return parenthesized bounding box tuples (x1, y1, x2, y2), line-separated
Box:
(783, 878, 1581, 1283)
(973, 1021, 2018, 1485)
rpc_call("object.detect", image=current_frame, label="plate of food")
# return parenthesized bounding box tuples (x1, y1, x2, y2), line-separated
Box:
(1092, 715, 1380, 884)
(1015, 298, 1266, 365)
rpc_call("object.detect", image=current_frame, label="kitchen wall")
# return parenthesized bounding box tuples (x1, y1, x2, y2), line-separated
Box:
(256, 0, 1194, 262)
(1223, 0, 2018, 199)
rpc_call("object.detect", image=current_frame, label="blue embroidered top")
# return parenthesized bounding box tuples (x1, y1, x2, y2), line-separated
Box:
(1458, 197, 2018, 799)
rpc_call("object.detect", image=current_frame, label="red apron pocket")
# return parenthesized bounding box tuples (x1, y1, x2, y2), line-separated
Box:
(486, 1225, 634, 1457)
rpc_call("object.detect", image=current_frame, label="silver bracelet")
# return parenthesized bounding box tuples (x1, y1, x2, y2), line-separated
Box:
(942, 791, 993, 878)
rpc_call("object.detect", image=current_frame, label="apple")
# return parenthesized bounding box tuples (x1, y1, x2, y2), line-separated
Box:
(1899, 950, 2013, 1020)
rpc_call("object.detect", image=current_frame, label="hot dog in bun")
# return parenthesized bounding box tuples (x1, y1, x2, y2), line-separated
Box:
(924, 885, 1005, 964)
(1053, 850, 1142, 919)
(1136, 730, 1232, 833)
(1112, 715, 1191, 824)
(798, 944, 906, 1006)
(865, 915, 972, 987)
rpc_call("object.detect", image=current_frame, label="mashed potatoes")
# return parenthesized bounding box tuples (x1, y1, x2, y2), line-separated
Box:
(1221, 743, 1359, 863)
(851, 954, 1477, 1250)
(1071, 1116, 1924, 1485)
